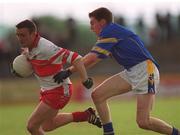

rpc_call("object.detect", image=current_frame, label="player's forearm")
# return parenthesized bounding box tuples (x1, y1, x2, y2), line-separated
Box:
(68, 57, 95, 73)
(68, 53, 99, 73)
(72, 58, 88, 82)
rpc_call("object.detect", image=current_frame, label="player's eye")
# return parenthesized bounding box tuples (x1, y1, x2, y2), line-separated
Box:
(17, 34, 25, 38)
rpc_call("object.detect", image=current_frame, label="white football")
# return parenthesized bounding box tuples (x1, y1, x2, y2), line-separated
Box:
(13, 54, 33, 77)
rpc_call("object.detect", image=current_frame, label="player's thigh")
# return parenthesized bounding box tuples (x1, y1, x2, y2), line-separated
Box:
(28, 101, 58, 126)
(93, 73, 132, 100)
(136, 93, 155, 120)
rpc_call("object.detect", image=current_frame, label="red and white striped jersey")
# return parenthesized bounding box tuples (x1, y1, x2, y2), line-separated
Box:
(27, 37, 81, 91)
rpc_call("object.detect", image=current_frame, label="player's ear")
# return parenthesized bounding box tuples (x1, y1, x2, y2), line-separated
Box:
(100, 19, 107, 27)
(32, 31, 37, 36)
(30, 31, 37, 38)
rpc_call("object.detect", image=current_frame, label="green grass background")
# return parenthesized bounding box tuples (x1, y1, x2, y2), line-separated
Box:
(0, 78, 180, 135)
(1, 98, 180, 135)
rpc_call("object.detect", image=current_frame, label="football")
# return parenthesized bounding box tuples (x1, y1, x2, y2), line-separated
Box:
(12, 54, 33, 77)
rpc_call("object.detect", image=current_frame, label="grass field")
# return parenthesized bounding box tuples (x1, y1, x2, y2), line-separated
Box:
(0, 98, 180, 135)
(0, 78, 180, 135)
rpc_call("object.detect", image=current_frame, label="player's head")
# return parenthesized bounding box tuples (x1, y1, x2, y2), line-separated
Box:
(16, 19, 37, 48)
(89, 7, 113, 35)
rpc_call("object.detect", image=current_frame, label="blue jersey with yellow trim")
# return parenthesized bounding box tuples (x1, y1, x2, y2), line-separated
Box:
(91, 23, 158, 69)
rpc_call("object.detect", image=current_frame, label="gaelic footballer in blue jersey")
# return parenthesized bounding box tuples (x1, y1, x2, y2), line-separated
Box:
(91, 23, 158, 69)
(54, 7, 179, 135)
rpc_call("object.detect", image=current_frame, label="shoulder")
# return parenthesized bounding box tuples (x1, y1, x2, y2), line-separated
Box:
(100, 23, 135, 39)
(100, 23, 124, 38)
(38, 37, 59, 52)
(101, 23, 117, 35)
(38, 37, 54, 47)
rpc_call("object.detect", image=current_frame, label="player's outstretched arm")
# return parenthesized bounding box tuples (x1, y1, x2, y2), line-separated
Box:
(53, 56, 94, 89)
(53, 52, 100, 88)
(68, 52, 101, 73)
(71, 57, 93, 89)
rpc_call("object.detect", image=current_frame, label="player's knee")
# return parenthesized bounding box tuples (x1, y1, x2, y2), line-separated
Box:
(27, 122, 37, 133)
(42, 127, 53, 132)
(91, 90, 101, 103)
(136, 119, 150, 130)
(42, 124, 54, 132)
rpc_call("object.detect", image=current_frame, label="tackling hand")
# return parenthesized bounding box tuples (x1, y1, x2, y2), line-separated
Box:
(53, 69, 72, 84)
(82, 78, 93, 89)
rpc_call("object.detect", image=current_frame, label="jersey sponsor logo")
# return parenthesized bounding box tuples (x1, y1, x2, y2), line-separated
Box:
(147, 60, 155, 93)
(148, 73, 155, 93)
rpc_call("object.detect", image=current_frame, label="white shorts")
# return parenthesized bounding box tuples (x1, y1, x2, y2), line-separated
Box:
(119, 60, 160, 94)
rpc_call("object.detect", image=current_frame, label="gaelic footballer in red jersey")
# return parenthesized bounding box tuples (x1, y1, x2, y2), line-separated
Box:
(14, 19, 102, 135)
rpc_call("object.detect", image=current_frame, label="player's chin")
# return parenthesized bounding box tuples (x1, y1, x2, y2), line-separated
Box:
(94, 30, 100, 35)
(92, 30, 98, 35)
(21, 43, 28, 47)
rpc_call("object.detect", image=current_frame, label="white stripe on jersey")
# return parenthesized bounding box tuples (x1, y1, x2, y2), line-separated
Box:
(66, 51, 82, 64)
(29, 37, 72, 91)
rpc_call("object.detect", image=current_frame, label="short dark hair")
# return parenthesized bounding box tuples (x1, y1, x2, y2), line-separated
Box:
(16, 19, 37, 33)
(89, 7, 113, 24)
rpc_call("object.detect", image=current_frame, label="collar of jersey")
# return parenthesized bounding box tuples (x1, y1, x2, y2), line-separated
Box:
(32, 33, 40, 48)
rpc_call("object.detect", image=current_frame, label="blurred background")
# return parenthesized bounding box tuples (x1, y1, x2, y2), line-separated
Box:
(0, 0, 180, 135)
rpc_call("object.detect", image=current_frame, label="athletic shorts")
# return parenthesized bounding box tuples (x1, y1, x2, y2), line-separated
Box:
(40, 84, 72, 110)
(119, 60, 160, 94)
